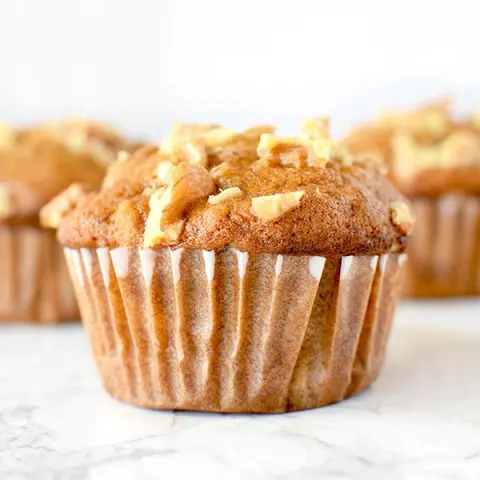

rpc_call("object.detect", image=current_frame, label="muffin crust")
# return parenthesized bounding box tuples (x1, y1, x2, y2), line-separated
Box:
(45, 121, 410, 257)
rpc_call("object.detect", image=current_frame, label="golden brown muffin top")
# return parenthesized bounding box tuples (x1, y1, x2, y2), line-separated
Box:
(0, 120, 131, 226)
(343, 99, 480, 197)
(42, 120, 411, 257)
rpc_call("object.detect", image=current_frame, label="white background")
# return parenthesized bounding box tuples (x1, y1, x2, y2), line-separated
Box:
(1, 0, 479, 141)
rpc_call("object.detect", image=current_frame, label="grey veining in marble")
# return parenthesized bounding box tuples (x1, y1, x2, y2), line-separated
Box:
(2, 301, 480, 480)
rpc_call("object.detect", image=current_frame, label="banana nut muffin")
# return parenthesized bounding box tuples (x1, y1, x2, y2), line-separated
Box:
(42, 119, 410, 412)
(0, 119, 131, 323)
(344, 99, 480, 297)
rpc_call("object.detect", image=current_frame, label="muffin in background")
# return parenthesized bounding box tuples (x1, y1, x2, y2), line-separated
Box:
(42, 120, 410, 413)
(344, 99, 480, 298)
(0, 119, 132, 323)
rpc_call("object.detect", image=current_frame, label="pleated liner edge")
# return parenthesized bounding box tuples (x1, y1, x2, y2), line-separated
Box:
(0, 226, 78, 323)
(405, 194, 480, 298)
(65, 246, 405, 413)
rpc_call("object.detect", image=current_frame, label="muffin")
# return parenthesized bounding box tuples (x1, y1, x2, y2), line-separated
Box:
(344, 100, 480, 297)
(42, 120, 410, 413)
(0, 120, 130, 323)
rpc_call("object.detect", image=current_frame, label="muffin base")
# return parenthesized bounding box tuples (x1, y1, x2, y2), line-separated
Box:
(0, 226, 79, 323)
(65, 247, 404, 413)
(405, 195, 480, 298)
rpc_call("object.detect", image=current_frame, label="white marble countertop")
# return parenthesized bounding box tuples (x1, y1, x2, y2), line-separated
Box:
(1, 301, 480, 480)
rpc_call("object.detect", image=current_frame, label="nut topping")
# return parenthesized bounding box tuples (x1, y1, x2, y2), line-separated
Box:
(0, 124, 15, 148)
(252, 191, 305, 222)
(389, 201, 413, 235)
(208, 187, 243, 205)
(117, 151, 131, 163)
(257, 133, 332, 168)
(156, 160, 175, 184)
(144, 162, 215, 247)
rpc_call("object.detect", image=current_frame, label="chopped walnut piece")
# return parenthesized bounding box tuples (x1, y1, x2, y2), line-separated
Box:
(0, 124, 15, 148)
(257, 133, 331, 167)
(40, 183, 90, 229)
(0, 185, 11, 219)
(161, 126, 209, 168)
(242, 124, 276, 140)
(156, 160, 175, 184)
(117, 151, 131, 163)
(208, 187, 243, 205)
(310, 138, 332, 167)
(251, 191, 305, 222)
(210, 162, 235, 179)
(257, 134, 309, 167)
(301, 117, 329, 140)
(162, 162, 216, 226)
(183, 141, 208, 167)
(144, 187, 186, 247)
(203, 127, 236, 147)
(210, 162, 243, 189)
(257, 134, 302, 158)
(143, 162, 215, 247)
(389, 201, 413, 235)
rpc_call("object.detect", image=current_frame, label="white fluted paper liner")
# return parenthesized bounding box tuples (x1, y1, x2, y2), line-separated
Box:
(65, 247, 405, 413)
(405, 195, 480, 297)
(0, 226, 78, 323)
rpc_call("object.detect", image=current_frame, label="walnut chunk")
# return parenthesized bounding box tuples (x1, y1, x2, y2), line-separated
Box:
(203, 127, 236, 147)
(183, 141, 208, 167)
(257, 133, 331, 168)
(40, 183, 90, 229)
(310, 138, 332, 166)
(144, 187, 186, 247)
(156, 160, 175, 184)
(162, 162, 215, 226)
(117, 151, 131, 163)
(257, 134, 302, 158)
(301, 117, 329, 140)
(210, 162, 243, 189)
(143, 162, 215, 247)
(251, 191, 305, 222)
(208, 187, 243, 205)
(257, 134, 309, 167)
(0, 124, 15, 147)
(242, 124, 276, 140)
(0, 185, 11, 219)
(390, 201, 413, 235)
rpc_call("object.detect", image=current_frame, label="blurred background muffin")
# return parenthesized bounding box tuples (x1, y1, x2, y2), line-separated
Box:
(344, 100, 480, 297)
(0, 119, 133, 323)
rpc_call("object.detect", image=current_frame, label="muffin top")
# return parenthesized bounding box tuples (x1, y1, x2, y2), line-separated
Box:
(0, 120, 131, 226)
(343, 99, 480, 197)
(42, 120, 411, 257)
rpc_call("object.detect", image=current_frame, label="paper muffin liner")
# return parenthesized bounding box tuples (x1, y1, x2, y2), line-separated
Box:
(404, 194, 480, 298)
(65, 246, 405, 413)
(0, 226, 78, 323)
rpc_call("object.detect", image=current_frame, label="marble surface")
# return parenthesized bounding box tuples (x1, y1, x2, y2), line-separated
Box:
(1, 301, 480, 480)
